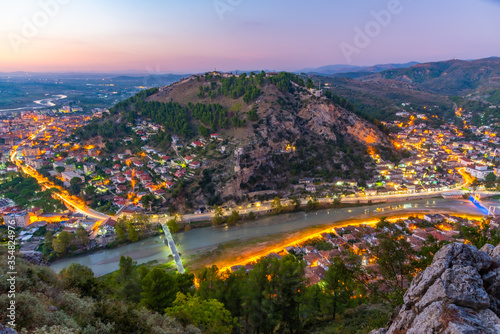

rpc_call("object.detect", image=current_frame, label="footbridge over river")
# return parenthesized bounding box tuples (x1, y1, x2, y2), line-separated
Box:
(161, 223, 185, 274)
(469, 194, 497, 216)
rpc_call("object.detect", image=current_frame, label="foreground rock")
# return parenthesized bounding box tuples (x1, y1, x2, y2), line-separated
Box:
(370, 243, 500, 334)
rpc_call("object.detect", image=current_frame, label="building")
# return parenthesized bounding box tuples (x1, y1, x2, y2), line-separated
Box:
(61, 171, 85, 185)
(191, 141, 204, 148)
(3, 211, 30, 228)
(83, 163, 96, 175)
(189, 161, 201, 169)
(99, 218, 118, 233)
(466, 166, 493, 180)
(424, 213, 444, 223)
(53, 161, 76, 172)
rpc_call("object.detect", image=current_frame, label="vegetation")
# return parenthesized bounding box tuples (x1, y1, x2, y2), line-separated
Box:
(0, 249, 199, 333)
(303, 237, 334, 251)
(2, 215, 500, 333)
(0, 175, 65, 212)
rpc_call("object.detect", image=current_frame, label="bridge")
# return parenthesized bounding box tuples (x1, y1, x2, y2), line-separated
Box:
(161, 223, 185, 273)
(469, 194, 496, 216)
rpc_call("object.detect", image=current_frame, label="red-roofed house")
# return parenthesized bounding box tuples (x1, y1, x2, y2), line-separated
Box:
(100, 218, 118, 233)
(303, 252, 322, 266)
(153, 189, 165, 196)
(174, 169, 186, 178)
(133, 161, 144, 168)
(189, 161, 201, 169)
(191, 141, 204, 148)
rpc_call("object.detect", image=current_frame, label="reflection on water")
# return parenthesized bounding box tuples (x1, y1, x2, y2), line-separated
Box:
(50, 198, 494, 276)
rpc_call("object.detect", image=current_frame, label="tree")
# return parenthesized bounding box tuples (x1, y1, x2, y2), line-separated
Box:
(44, 231, 53, 251)
(485, 172, 497, 187)
(175, 272, 195, 296)
(212, 205, 224, 226)
(248, 211, 256, 220)
(52, 231, 75, 254)
(141, 268, 179, 313)
(290, 196, 301, 210)
(75, 226, 89, 248)
(226, 210, 240, 226)
(306, 199, 319, 211)
(247, 106, 258, 121)
(55, 166, 65, 173)
(197, 265, 224, 299)
(369, 231, 416, 304)
(104, 139, 114, 152)
(198, 125, 210, 137)
(458, 223, 500, 249)
(141, 194, 157, 211)
(376, 217, 391, 230)
(115, 221, 127, 243)
(69, 177, 83, 196)
(113, 256, 141, 302)
(127, 222, 139, 242)
(324, 258, 357, 320)
(271, 196, 282, 213)
(268, 255, 305, 333)
(166, 293, 237, 334)
(59, 263, 98, 298)
(167, 218, 180, 233)
(133, 214, 151, 237)
(306, 78, 314, 89)
(84, 185, 97, 198)
(241, 255, 306, 333)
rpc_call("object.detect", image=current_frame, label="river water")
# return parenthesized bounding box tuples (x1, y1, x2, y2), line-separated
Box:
(0, 95, 67, 112)
(50, 198, 496, 276)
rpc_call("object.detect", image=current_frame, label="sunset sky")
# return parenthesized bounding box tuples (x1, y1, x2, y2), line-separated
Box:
(1, 0, 499, 73)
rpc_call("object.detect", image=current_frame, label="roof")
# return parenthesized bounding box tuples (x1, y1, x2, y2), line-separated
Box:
(102, 218, 118, 228)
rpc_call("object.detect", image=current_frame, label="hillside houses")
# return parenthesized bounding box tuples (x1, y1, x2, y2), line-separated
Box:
(231, 214, 480, 287)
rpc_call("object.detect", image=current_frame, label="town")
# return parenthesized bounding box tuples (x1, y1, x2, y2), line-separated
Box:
(1, 82, 500, 260)
(227, 213, 500, 286)
(2, 1, 500, 332)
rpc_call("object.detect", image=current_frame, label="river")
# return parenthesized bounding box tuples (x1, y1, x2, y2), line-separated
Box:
(0, 94, 67, 112)
(50, 198, 497, 276)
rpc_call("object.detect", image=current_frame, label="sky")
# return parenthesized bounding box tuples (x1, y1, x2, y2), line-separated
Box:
(0, 0, 499, 73)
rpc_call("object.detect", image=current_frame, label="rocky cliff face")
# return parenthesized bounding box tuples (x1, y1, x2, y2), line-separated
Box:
(370, 243, 500, 334)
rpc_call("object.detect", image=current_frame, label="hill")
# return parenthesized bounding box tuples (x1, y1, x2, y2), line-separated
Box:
(299, 58, 500, 123)
(313, 75, 454, 122)
(299, 61, 419, 75)
(79, 72, 395, 208)
(360, 57, 500, 97)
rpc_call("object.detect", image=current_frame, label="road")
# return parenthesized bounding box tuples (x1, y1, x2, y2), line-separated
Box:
(12, 126, 496, 224)
(10, 125, 109, 221)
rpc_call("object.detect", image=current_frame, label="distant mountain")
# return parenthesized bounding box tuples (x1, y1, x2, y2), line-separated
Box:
(298, 62, 419, 75)
(362, 57, 500, 96)
(111, 73, 187, 82)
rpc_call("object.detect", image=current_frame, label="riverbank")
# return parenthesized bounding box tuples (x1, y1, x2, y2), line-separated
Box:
(182, 210, 485, 272)
(49, 198, 492, 276)
(49, 201, 381, 263)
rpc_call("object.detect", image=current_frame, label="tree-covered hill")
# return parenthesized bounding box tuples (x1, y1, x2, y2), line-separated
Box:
(74, 71, 396, 208)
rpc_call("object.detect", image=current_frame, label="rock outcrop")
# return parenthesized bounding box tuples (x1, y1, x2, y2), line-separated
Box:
(370, 243, 500, 334)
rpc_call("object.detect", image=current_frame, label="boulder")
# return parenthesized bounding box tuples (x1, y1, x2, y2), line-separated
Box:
(370, 243, 500, 334)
